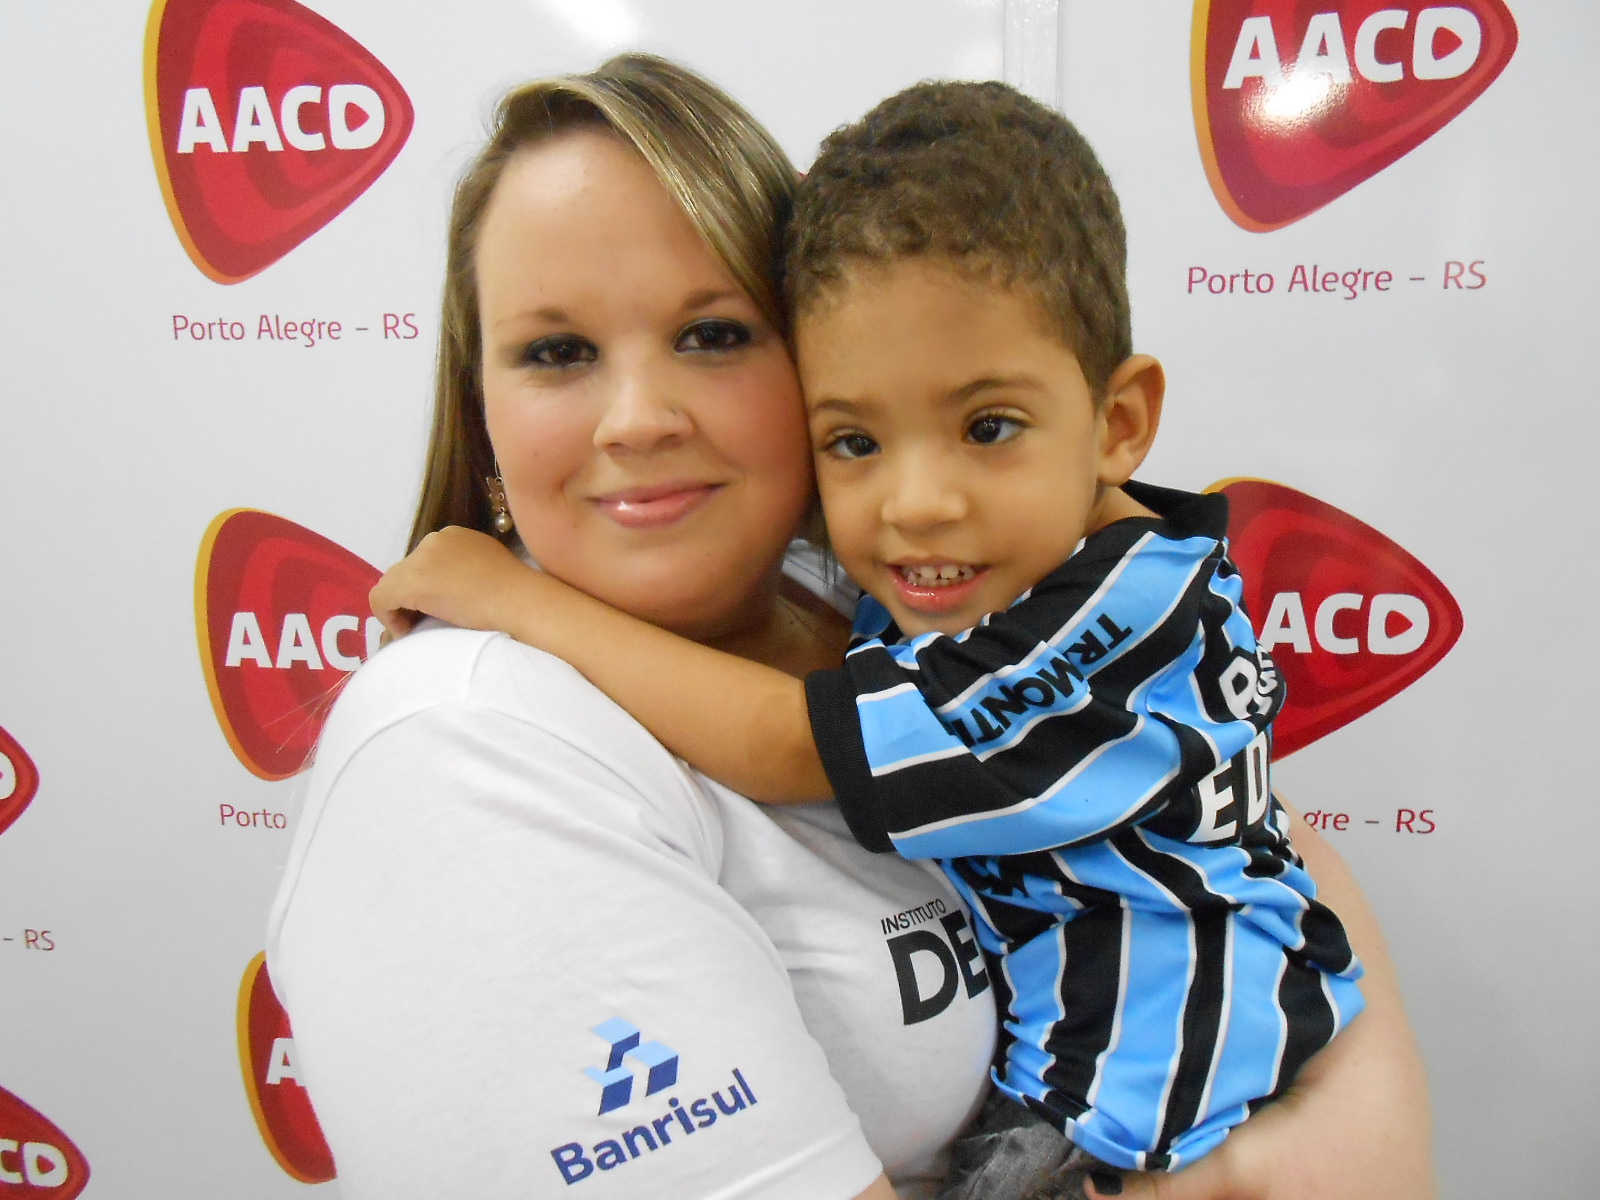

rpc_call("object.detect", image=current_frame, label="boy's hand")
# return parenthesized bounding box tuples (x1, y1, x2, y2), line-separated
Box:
(370, 527, 532, 640)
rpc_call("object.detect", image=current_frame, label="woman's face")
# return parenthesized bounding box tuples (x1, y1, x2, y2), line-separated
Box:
(475, 130, 812, 641)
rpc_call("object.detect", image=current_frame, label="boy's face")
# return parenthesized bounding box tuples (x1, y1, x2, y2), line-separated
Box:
(796, 259, 1121, 638)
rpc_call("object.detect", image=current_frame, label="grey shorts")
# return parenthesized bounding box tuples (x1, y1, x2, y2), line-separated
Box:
(938, 1090, 1121, 1200)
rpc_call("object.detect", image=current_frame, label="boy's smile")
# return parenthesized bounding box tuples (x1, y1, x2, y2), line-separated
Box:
(796, 258, 1161, 638)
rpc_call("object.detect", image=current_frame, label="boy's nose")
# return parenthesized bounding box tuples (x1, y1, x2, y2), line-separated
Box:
(881, 457, 968, 532)
(592, 364, 694, 451)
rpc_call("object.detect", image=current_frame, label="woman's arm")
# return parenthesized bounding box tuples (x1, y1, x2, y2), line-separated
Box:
(1091, 803, 1435, 1200)
(371, 526, 833, 801)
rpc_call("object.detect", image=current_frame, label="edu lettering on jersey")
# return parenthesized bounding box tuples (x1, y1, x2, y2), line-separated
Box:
(196, 510, 381, 780)
(1211, 479, 1462, 756)
(0, 726, 40, 840)
(550, 1019, 761, 1185)
(238, 953, 336, 1183)
(1193, 0, 1518, 230)
(884, 906, 991, 1026)
(145, 0, 413, 282)
(0, 1086, 89, 1198)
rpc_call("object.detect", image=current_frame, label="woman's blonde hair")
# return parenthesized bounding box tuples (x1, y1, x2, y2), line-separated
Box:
(408, 54, 798, 550)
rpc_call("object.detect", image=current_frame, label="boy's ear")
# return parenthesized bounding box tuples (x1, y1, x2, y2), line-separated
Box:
(1096, 355, 1165, 486)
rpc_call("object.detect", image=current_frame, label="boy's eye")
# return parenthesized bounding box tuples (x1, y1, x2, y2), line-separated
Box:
(523, 334, 597, 368)
(967, 414, 1025, 445)
(677, 319, 752, 353)
(822, 432, 879, 460)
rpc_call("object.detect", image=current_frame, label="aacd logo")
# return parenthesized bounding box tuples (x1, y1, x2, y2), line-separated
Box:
(144, 0, 414, 282)
(1193, 1, 1518, 230)
(0, 726, 39, 840)
(0, 1085, 90, 1197)
(196, 509, 381, 780)
(238, 952, 336, 1184)
(1213, 479, 1462, 756)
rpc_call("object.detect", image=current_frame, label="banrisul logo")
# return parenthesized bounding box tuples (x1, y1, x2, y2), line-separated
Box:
(585, 1019, 680, 1115)
(144, 0, 414, 282)
(1193, 1, 1518, 230)
(1213, 479, 1462, 756)
(0, 726, 39, 840)
(0, 1085, 90, 1198)
(238, 953, 336, 1183)
(552, 1020, 759, 1186)
(196, 510, 381, 780)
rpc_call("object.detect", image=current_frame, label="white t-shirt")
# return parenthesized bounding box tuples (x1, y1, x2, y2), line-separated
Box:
(266, 618, 995, 1199)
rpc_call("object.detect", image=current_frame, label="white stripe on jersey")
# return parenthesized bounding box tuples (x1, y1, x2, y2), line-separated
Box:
(888, 716, 1171, 845)
(853, 680, 922, 704)
(866, 742, 969, 776)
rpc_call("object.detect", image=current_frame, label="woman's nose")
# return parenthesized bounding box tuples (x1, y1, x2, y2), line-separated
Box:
(592, 364, 695, 451)
(881, 454, 968, 532)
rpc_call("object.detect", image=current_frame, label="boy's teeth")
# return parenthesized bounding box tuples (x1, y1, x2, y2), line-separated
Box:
(900, 564, 977, 586)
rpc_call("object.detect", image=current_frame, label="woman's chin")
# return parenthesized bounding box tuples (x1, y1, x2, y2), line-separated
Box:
(551, 557, 782, 644)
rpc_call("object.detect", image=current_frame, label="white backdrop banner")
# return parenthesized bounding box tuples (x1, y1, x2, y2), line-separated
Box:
(1, 1, 1593, 1197)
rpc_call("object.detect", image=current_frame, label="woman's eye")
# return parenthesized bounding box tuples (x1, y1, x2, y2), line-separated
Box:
(967, 414, 1025, 445)
(523, 335, 597, 368)
(677, 320, 752, 353)
(823, 432, 879, 460)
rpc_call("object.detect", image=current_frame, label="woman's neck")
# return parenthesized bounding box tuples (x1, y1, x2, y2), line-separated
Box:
(702, 577, 851, 679)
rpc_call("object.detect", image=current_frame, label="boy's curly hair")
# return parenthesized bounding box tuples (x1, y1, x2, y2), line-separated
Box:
(786, 80, 1131, 394)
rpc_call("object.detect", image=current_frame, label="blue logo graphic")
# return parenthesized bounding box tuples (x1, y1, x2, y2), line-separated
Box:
(583, 1018, 679, 1115)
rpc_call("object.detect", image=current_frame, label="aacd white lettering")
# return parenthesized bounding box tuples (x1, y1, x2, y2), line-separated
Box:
(1222, 8, 1481, 89)
(224, 612, 385, 670)
(1258, 592, 1430, 656)
(177, 84, 385, 154)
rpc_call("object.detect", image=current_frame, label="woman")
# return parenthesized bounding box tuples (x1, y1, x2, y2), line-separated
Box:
(266, 54, 1433, 1200)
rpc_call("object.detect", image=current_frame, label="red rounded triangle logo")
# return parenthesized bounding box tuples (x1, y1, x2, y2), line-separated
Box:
(196, 509, 381, 780)
(1213, 479, 1463, 756)
(144, 0, 414, 282)
(0, 726, 39, 840)
(1192, 0, 1518, 230)
(238, 953, 337, 1183)
(0, 1085, 90, 1198)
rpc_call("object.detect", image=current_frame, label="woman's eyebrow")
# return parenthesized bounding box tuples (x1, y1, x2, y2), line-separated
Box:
(490, 306, 570, 332)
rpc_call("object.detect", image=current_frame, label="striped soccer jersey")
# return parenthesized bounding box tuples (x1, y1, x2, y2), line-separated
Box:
(804, 481, 1365, 1172)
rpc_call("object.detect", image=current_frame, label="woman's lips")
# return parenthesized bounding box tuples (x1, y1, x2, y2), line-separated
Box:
(887, 563, 990, 616)
(591, 482, 721, 529)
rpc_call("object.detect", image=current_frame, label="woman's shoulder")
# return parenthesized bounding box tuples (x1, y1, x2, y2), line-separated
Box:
(330, 620, 579, 722)
(310, 622, 723, 858)
(324, 621, 670, 767)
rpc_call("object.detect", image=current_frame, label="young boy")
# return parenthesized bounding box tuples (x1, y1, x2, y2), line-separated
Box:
(373, 82, 1364, 1199)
